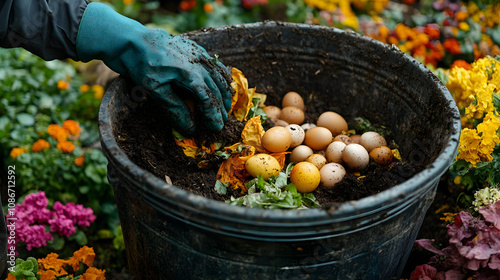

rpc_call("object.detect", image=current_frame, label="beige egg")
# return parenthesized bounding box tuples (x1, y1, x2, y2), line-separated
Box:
(369, 146, 394, 166)
(305, 154, 327, 170)
(350, 134, 361, 144)
(359, 131, 387, 152)
(333, 134, 352, 145)
(282, 91, 305, 111)
(263, 106, 281, 121)
(325, 141, 346, 163)
(342, 143, 369, 171)
(281, 106, 305, 125)
(316, 111, 348, 137)
(320, 163, 346, 188)
(289, 145, 314, 163)
(273, 119, 289, 127)
(262, 126, 292, 153)
(285, 124, 305, 148)
(300, 123, 316, 132)
(304, 127, 333, 150)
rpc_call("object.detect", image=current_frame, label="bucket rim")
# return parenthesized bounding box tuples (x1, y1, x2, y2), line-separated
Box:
(98, 21, 461, 223)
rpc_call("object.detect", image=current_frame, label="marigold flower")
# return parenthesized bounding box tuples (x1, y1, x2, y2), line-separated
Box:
(32, 139, 50, 153)
(203, 2, 214, 12)
(92, 85, 105, 99)
(47, 124, 69, 142)
(10, 147, 27, 159)
(62, 120, 82, 137)
(38, 252, 68, 275)
(40, 270, 59, 280)
(82, 267, 106, 280)
(123, 0, 133, 5)
(443, 38, 461, 55)
(450, 59, 472, 70)
(74, 155, 85, 166)
(57, 80, 70, 90)
(57, 141, 75, 154)
(455, 11, 468, 22)
(68, 246, 96, 271)
(80, 84, 90, 93)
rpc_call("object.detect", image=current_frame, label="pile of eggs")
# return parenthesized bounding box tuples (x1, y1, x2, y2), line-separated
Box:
(245, 91, 395, 193)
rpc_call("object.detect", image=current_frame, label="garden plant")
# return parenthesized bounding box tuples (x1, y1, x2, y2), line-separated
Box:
(2, 0, 500, 279)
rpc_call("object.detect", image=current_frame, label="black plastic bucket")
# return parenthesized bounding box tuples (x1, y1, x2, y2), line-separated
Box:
(99, 22, 461, 279)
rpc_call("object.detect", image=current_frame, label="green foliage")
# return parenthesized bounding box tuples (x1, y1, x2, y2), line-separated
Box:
(8, 257, 40, 280)
(227, 164, 320, 209)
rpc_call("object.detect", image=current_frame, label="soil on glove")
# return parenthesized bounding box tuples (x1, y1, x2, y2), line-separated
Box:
(114, 93, 421, 208)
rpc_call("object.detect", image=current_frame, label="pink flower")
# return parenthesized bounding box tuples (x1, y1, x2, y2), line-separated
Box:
(18, 224, 53, 251)
(49, 214, 76, 237)
(52, 201, 96, 228)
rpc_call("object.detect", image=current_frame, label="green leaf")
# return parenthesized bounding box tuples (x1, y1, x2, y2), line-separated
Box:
(16, 113, 35, 126)
(214, 180, 228, 195)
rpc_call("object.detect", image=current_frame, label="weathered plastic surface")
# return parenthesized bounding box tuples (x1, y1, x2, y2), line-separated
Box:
(99, 22, 461, 280)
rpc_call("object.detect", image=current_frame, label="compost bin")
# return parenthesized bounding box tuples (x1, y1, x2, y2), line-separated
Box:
(98, 21, 461, 280)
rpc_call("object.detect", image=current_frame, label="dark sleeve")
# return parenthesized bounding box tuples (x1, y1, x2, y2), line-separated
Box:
(0, 0, 88, 61)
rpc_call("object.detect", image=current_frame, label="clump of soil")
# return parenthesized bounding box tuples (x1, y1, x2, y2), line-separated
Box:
(115, 95, 417, 207)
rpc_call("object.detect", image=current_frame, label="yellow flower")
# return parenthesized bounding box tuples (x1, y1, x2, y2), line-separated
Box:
(10, 147, 27, 159)
(57, 80, 70, 90)
(82, 267, 106, 280)
(458, 22, 469, 31)
(453, 176, 462, 185)
(32, 139, 50, 153)
(47, 124, 69, 142)
(455, 128, 481, 167)
(57, 141, 76, 154)
(74, 155, 85, 166)
(62, 120, 82, 137)
(80, 84, 90, 93)
(92, 85, 105, 99)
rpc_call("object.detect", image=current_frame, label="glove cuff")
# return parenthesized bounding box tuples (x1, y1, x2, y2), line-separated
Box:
(76, 2, 148, 73)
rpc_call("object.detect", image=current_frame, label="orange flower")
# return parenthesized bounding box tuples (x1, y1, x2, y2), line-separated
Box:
(57, 141, 75, 154)
(80, 84, 90, 93)
(40, 270, 59, 280)
(179, 0, 196, 10)
(74, 155, 85, 166)
(67, 246, 96, 271)
(123, 0, 133, 5)
(455, 11, 468, 22)
(91, 85, 105, 99)
(47, 124, 69, 142)
(6, 273, 16, 280)
(57, 80, 70, 90)
(62, 120, 82, 137)
(443, 38, 461, 55)
(450, 59, 472, 70)
(32, 139, 50, 153)
(10, 147, 27, 159)
(424, 25, 440, 40)
(38, 252, 68, 275)
(82, 266, 106, 280)
(203, 3, 214, 12)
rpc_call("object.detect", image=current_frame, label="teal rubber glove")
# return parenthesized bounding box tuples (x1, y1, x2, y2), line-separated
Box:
(76, 2, 232, 136)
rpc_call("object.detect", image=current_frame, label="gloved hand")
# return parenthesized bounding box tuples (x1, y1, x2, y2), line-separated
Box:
(76, 3, 232, 136)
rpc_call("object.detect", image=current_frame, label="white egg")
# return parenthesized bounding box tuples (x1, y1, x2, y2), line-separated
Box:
(325, 141, 346, 164)
(320, 163, 346, 188)
(342, 143, 369, 171)
(300, 123, 316, 132)
(359, 131, 387, 152)
(285, 124, 306, 148)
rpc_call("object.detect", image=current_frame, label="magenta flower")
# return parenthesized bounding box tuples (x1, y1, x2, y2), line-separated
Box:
(49, 214, 76, 237)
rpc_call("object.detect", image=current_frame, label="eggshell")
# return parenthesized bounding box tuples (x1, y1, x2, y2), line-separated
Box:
(300, 123, 316, 132)
(320, 163, 346, 188)
(263, 106, 281, 121)
(262, 126, 293, 153)
(304, 127, 333, 150)
(289, 145, 314, 163)
(282, 91, 305, 111)
(305, 154, 327, 170)
(359, 131, 387, 152)
(342, 143, 369, 171)
(350, 134, 361, 144)
(285, 124, 305, 148)
(280, 106, 305, 125)
(325, 141, 346, 163)
(369, 146, 394, 166)
(333, 134, 352, 145)
(245, 154, 281, 180)
(273, 119, 289, 127)
(290, 162, 321, 193)
(316, 111, 348, 137)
